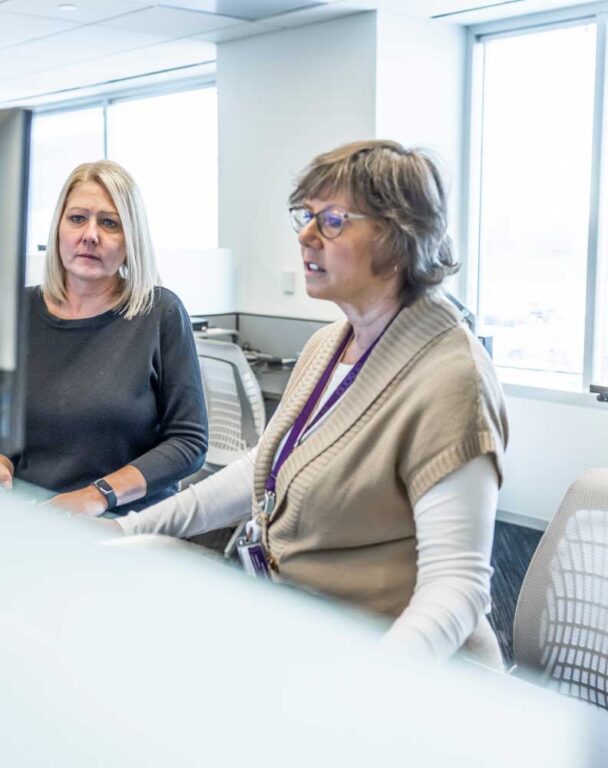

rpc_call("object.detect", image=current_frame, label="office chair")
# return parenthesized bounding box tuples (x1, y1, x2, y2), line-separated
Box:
(194, 338, 266, 557)
(512, 469, 608, 710)
(195, 337, 266, 469)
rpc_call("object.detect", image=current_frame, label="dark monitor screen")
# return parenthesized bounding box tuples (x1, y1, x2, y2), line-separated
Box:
(0, 108, 31, 456)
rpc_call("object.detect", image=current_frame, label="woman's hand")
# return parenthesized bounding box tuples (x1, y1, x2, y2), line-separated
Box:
(47, 466, 147, 517)
(0, 455, 15, 490)
(47, 485, 107, 516)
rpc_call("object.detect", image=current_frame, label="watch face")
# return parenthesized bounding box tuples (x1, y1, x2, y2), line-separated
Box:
(94, 479, 116, 508)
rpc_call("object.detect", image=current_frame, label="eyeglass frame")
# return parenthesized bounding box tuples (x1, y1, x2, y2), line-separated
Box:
(289, 205, 374, 240)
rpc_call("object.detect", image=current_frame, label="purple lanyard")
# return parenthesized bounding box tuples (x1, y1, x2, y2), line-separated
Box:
(265, 318, 392, 498)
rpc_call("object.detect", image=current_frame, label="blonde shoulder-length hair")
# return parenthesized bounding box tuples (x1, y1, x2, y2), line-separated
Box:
(43, 160, 159, 319)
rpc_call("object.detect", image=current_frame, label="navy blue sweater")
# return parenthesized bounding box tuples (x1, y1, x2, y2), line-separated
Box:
(12, 286, 207, 513)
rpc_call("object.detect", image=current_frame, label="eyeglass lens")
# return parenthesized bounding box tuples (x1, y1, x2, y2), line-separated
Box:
(290, 208, 345, 239)
(318, 210, 345, 238)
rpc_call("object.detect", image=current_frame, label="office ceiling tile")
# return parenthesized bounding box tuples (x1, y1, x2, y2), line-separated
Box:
(199, 19, 284, 43)
(0, 48, 49, 81)
(85, 38, 216, 81)
(269, 1, 361, 27)
(338, 0, 593, 23)
(0, 10, 78, 48)
(99, 6, 240, 37)
(11, 26, 167, 68)
(0, 0, 151, 24)
(158, 1, 327, 22)
(0, 36, 216, 104)
(427, 0, 590, 23)
(0, 68, 75, 102)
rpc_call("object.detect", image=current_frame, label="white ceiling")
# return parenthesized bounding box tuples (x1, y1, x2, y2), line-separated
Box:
(0, 0, 596, 106)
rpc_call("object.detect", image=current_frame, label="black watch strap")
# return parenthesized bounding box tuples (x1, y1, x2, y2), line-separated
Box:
(91, 478, 118, 510)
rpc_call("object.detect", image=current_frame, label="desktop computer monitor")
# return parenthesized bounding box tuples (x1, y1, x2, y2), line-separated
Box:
(0, 108, 31, 455)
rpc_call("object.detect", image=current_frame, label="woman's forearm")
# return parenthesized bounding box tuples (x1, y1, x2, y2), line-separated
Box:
(48, 464, 148, 516)
(118, 448, 257, 538)
(381, 454, 498, 661)
(104, 464, 147, 506)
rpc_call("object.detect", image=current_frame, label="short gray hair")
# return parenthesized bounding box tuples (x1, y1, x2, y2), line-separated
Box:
(289, 140, 459, 305)
(43, 160, 159, 319)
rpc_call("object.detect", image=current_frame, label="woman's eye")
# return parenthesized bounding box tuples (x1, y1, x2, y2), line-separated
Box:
(101, 218, 119, 229)
(325, 213, 343, 229)
(69, 214, 85, 224)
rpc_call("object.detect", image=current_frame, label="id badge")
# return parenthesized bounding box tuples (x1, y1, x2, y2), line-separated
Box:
(236, 537, 271, 580)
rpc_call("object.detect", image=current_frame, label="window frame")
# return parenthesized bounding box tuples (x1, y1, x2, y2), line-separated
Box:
(27, 75, 218, 279)
(29, 75, 217, 173)
(463, 3, 608, 408)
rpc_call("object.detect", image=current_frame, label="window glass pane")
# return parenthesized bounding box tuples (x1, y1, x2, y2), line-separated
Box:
(106, 87, 218, 253)
(594, 74, 608, 387)
(27, 107, 104, 285)
(597, 224, 606, 385)
(476, 24, 596, 390)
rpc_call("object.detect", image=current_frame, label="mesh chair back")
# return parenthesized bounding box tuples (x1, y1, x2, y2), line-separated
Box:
(513, 468, 608, 709)
(195, 338, 266, 469)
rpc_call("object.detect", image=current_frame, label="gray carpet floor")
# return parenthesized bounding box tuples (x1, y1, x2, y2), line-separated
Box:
(489, 520, 543, 666)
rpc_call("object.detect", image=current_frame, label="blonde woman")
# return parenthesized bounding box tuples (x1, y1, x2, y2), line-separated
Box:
(0, 161, 207, 515)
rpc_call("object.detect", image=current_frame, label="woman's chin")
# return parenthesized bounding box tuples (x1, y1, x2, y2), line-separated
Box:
(304, 279, 332, 302)
(305, 286, 331, 302)
(66, 267, 114, 284)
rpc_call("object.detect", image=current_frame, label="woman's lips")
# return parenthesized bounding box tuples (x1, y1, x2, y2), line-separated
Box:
(304, 261, 326, 274)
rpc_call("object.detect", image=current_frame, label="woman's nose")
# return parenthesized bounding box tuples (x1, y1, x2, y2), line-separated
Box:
(82, 221, 99, 245)
(298, 218, 322, 248)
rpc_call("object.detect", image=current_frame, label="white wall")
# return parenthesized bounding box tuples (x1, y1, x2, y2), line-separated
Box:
(218, 12, 466, 320)
(499, 394, 608, 525)
(217, 13, 377, 321)
(375, 13, 466, 268)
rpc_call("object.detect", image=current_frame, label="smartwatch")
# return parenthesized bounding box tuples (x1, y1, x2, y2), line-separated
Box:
(91, 478, 118, 511)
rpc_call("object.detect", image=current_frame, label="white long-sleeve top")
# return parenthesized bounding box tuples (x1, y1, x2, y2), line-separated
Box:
(119, 360, 499, 662)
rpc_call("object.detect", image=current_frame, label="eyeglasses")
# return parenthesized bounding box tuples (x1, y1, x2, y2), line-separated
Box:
(289, 205, 372, 240)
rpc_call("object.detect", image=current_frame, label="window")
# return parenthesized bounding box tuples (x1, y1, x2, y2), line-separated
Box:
(468, 18, 606, 393)
(107, 88, 218, 252)
(27, 85, 218, 286)
(28, 106, 104, 284)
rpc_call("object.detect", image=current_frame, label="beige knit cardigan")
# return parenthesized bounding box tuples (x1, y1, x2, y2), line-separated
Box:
(253, 291, 508, 620)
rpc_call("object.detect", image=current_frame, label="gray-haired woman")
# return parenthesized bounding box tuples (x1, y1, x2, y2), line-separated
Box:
(0, 160, 207, 515)
(116, 141, 508, 665)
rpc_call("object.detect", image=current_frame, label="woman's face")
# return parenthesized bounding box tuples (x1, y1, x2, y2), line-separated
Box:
(58, 181, 126, 289)
(297, 192, 398, 311)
